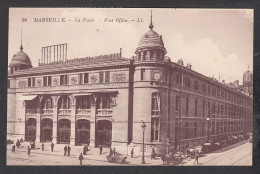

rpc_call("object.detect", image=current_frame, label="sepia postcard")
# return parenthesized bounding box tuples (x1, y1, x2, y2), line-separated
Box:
(7, 8, 253, 166)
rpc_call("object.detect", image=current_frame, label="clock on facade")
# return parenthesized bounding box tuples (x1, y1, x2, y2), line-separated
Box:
(153, 71, 161, 80)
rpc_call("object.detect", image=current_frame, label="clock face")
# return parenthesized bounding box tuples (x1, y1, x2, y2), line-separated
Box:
(153, 71, 161, 80)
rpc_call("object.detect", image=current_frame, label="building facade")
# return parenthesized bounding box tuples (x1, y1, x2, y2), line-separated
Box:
(7, 17, 253, 154)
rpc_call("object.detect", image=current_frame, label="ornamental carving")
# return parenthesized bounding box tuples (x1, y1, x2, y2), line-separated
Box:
(53, 78, 59, 86)
(90, 74, 97, 83)
(36, 79, 42, 87)
(18, 80, 27, 88)
(70, 76, 77, 85)
(112, 73, 126, 82)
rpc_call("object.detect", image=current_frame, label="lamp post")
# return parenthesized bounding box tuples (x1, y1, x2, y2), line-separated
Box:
(141, 120, 146, 164)
(206, 118, 210, 142)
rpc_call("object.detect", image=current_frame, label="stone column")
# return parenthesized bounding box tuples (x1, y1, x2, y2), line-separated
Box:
(51, 96, 59, 144)
(69, 95, 76, 146)
(36, 97, 42, 142)
(90, 95, 97, 147)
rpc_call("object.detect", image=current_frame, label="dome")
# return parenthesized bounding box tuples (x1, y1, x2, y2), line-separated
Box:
(9, 45, 32, 69)
(135, 29, 166, 54)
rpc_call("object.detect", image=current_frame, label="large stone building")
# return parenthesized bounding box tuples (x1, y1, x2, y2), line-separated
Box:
(7, 15, 253, 154)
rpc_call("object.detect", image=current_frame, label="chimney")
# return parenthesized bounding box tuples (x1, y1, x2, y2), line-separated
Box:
(177, 59, 184, 66)
(186, 63, 192, 69)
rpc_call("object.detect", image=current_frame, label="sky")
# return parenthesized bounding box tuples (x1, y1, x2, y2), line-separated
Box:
(8, 8, 253, 83)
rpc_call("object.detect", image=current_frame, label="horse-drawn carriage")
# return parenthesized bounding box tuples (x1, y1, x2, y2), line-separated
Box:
(106, 152, 127, 164)
(161, 152, 184, 165)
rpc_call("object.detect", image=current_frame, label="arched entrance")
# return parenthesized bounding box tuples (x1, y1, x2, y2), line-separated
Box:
(76, 119, 90, 146)
(41, 118, 53, 142)
(25, 118, 36, 141)
(96, 120, 112, 147)
(58, 119, 71, 144)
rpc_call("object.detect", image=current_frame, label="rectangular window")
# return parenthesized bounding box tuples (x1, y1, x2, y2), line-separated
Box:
(195, 80, 198, 90)
(175, 96, 179, 113)
(60, 75, 68, 85)
(187, 77, 190, 88)
(79, 73, 83, 84)
(28, 78, 31, 87)
(185, 122, 189, 139)
(186, 98, 189, 117)
(176, 74, 180, 84)
(208, 102, 211, 117)
(43, 76, 47, 86)
(208, 85, 211, 95)
(164, 70, 168, 82)
(105, 71, 110, 83)
(32, 77, 35, 87)
(151, 117, 159, 141)
(195, 99, 198, 117)
(48, 76, 52, 86)
(84, 73, 89, 84)
(203, 101, 205, 117)
(99, 72, 104, 83)
(141, 68, 145, 81)
(194, 122, 197, 138)
(202, 122, 205, 136)
(202, 83, 206, 92)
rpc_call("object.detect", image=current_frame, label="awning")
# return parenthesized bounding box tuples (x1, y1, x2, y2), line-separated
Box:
(18, 95, 38, 101)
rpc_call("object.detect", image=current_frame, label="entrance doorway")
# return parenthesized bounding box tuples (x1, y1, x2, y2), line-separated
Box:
(25, 118, 36, 141)
(58, 119, 71, 144)
(76, 119, 90, 146)
(96, 120, 112, 147)
(41, 118, 53, 142)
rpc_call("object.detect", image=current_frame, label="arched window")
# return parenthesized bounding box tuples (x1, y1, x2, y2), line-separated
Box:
(151, 92, 159, 115)
(58, 96, 70, 109)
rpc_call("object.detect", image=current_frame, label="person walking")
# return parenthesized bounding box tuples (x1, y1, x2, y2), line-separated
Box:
(83, 146, 86, 155)
(151, 146, 155, 160)
(64, 145, 67, 156)
(16, 139, 20, 148)
(67, 145, 71, 156)
(99, 145, 103, 155)
(11, 144, 15, 153)
(109, 148, 113, 157)
(79, 153, 84, 165)
(131, 148, 134, 158)
(42, 143, 44, 151)
(51, 142, 54, 152)
(113, 148, 116, 156)
(27, 146, 31, 157)
(193, 150, 199, 164)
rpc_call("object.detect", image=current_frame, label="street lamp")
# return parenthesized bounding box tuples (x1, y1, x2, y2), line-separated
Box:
(141, 120, 146, 164)
(206, 118, 210, 142)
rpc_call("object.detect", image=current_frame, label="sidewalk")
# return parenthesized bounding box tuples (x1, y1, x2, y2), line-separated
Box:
(6, 142, 163, 166)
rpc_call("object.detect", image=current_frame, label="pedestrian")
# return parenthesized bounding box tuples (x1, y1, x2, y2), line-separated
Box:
(193, 150, 199, 164)
(51, 142, 54, 152)
(99, 145, 103, 155)
(16, 139, 20, 148)
(67, 145, 71, 156)
(113, 148, 116, 156)
(11, 144, 15, 153)
(151, 146, 155, 160)
(79, 153, 84, 165)
(42, 143, 44, 151)
(83, 146, 86, 155)
(27, 146, 31, 157)
(131, 148, 134, 158)
(109, 148, 113, 157)
(64, 145, 67, 156)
